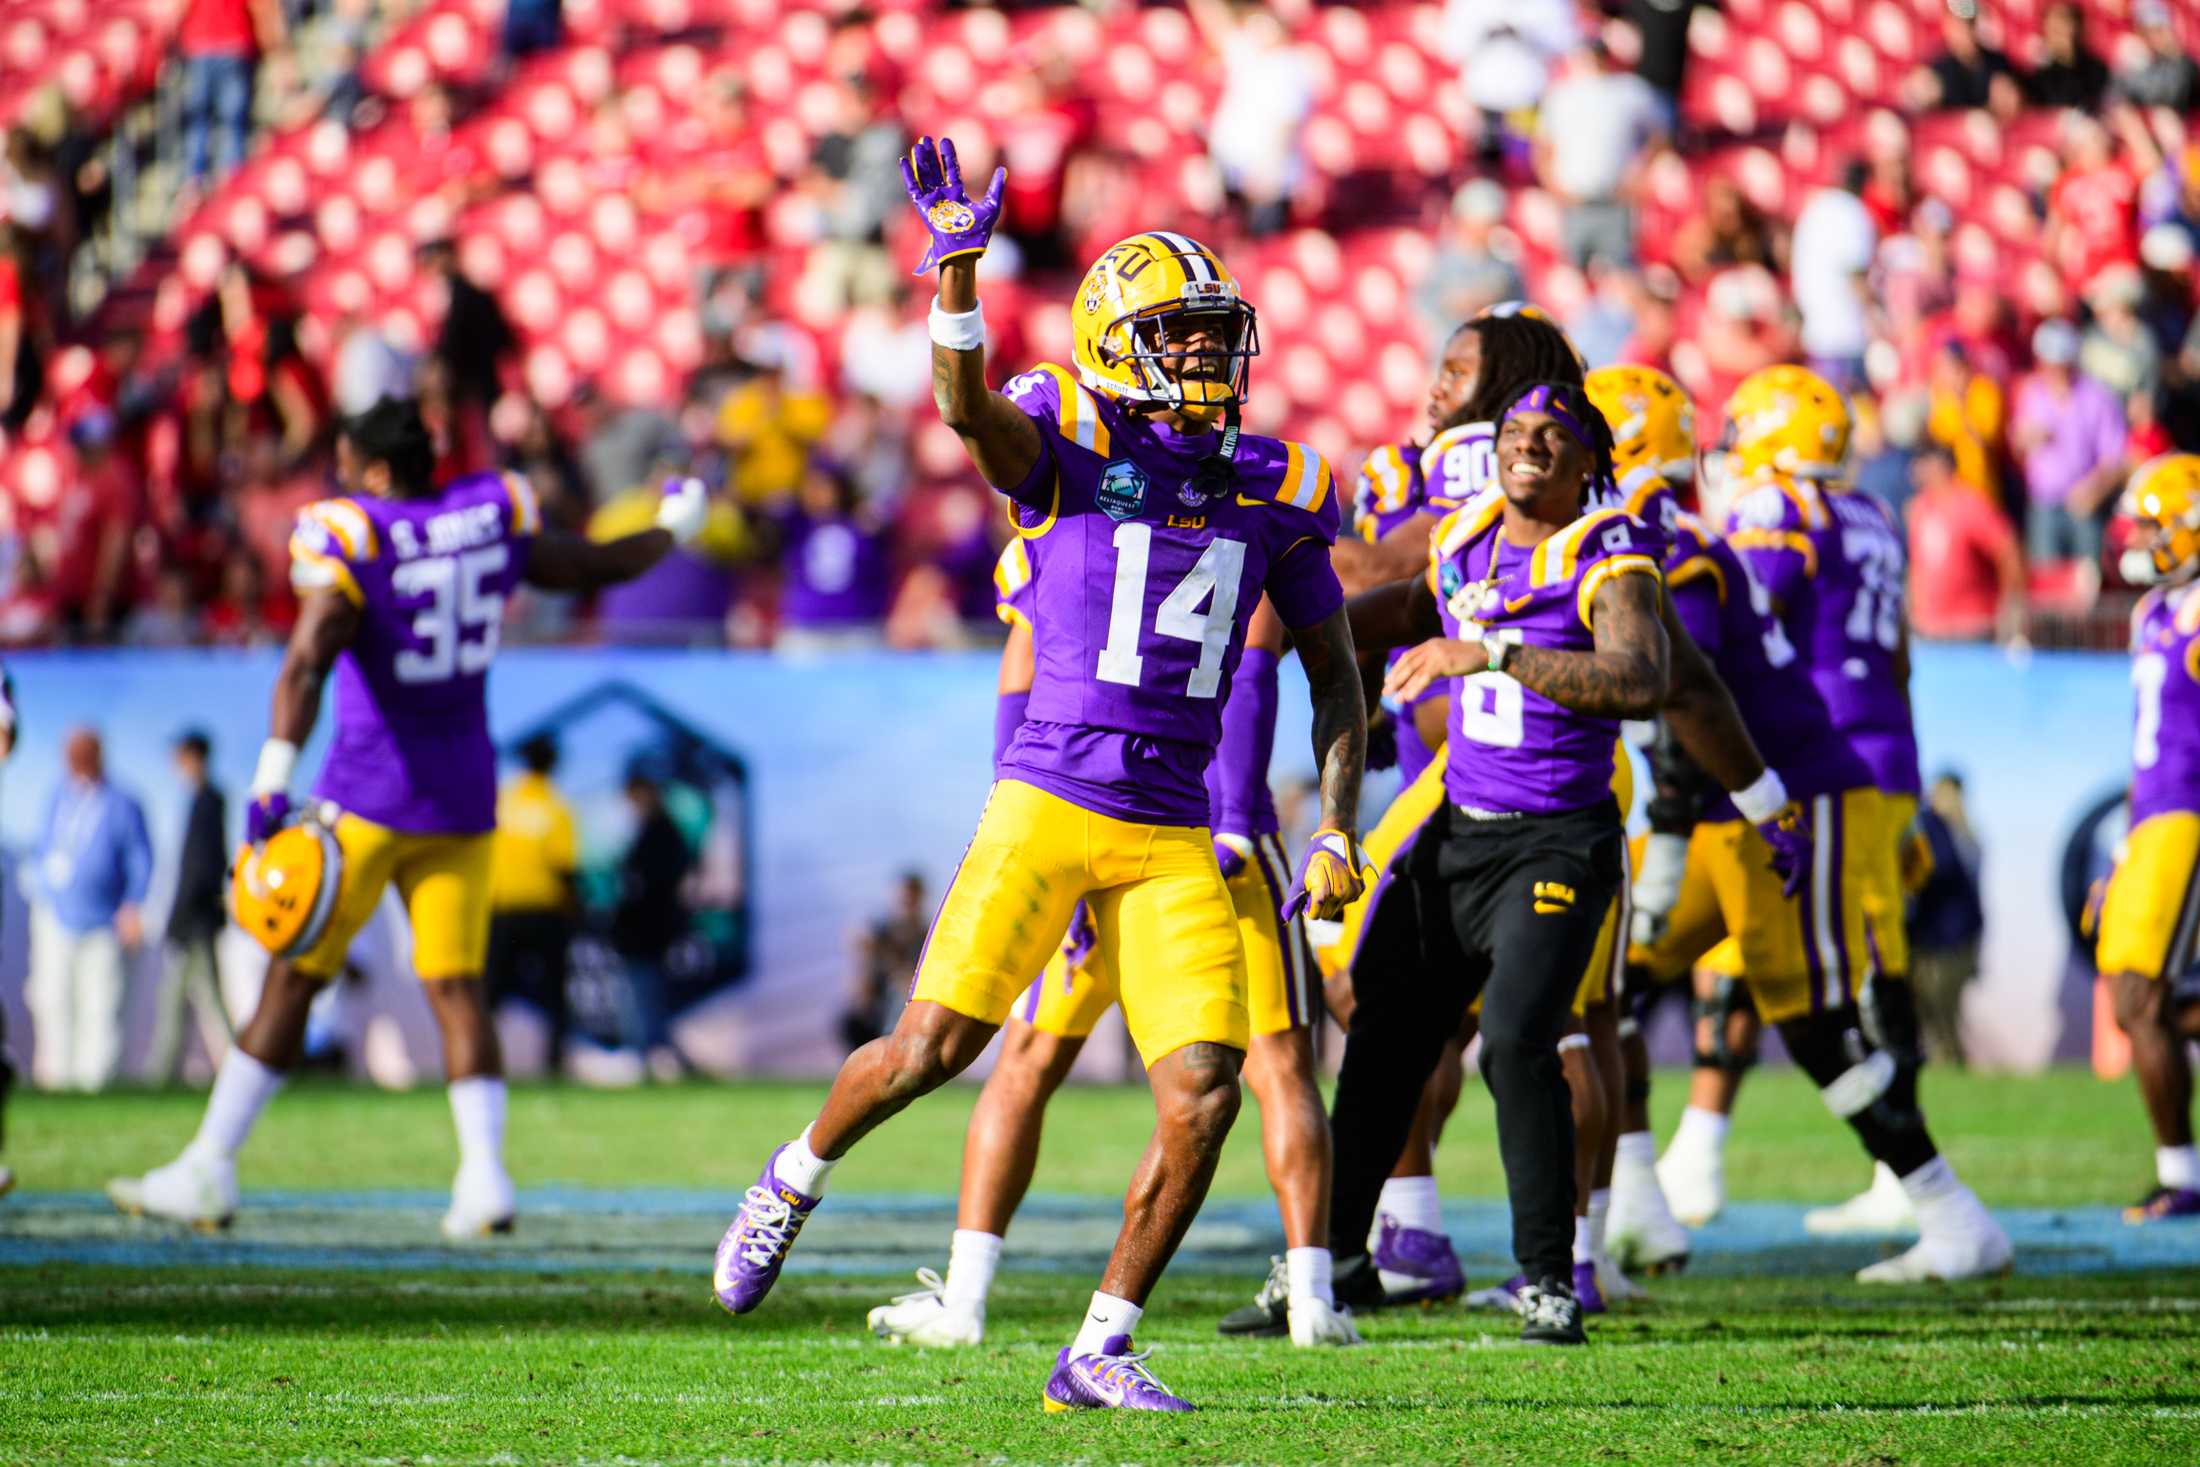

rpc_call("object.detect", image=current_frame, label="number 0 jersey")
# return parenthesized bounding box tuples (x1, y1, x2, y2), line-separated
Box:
(2129, 582, 2200, 825)
(1427, 490, 1661, 816)
(1724, 473, 1921, 797)
(289, 472, 539, 835)
(995, 364, 1344, 826)
(1661, 509, 1871, 820)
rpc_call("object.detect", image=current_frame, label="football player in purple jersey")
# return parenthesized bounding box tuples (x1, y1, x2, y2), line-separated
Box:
(2098, 455, 2200, 1223)
(1333, 382, 1800, 1343)
(713, 137, 1369, 1412)
(107, 398, 707, 1235)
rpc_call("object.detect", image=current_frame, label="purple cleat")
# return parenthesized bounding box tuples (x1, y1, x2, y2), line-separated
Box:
(711, 1145, 820, 1315)
(1572, 1260, 1608, 1315)
(2125, 1185, 2200, 1224)
(1043, 1336, 1195, 1413)
(1373, 1217, 1465, 1304)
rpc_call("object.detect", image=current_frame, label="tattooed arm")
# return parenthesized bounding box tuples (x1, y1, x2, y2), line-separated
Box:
(1386, 571, 1669, 716)
(1292, 605, 1369, 844)
(1331, 511, 1442, 596)
(933, 256, 1042, 491)
(1658, 598, 1771, 793)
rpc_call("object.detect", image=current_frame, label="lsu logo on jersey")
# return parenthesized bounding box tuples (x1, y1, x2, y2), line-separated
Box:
(1098, 460, 1149, 521)
(1532, 880, 1577, 914)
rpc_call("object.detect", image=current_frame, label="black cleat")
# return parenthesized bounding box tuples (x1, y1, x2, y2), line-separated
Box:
(1331, 1251, 1388, 1313)
(1516, 1276, 1586, 1345)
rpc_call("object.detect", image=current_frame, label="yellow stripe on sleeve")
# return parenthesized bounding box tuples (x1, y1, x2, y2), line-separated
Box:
(290, 543, 363, 605)
(1576, 553, 1660, 627)
(1532, 508, 1624, 587)
(1664, 554, 1727, 603)
(504, 472, 542, 535)
(308, 499, 377, 562)
(1727, 528, 1819, 577)
(1037, 364, 1109, 456)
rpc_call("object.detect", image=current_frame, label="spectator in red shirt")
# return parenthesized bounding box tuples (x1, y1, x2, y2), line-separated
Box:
(2047, 112, 2142, 298)
(177, 0, 285, 190)
(0, 225, 33, 432)
(994, 58, 1098, 273)
(1907, 441, 2026, 645)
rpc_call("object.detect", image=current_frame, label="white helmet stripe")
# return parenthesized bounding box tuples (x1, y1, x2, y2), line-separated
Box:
(1152, 230, 1216, 284)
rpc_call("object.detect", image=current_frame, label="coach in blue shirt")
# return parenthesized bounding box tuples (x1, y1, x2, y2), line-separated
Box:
(24, 729, 152, 1090)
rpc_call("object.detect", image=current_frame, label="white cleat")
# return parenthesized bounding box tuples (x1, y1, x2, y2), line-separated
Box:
(1856, 1211, 2013, 1284)
(1806, 1161, 1919, 1236)
(1608, 1154, 1692, 1273)
(440, 1165, 516, 1239)
(106, 1152, 238, 1231)
(1288, 1296, 1363, 1347)
(1655, 1143, 1725, 1230)
(1595, 1256, 1648, 1304)
(867, 1269, 985, 1346)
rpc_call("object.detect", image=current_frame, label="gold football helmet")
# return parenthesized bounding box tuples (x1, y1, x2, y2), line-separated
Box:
(232, 816, 343, 958)
(1071, 232, 1258, 425)
(1721, 364, 1851, 481)
(1585, 364, 1697, 487)
(2118, 453, 2200, 586)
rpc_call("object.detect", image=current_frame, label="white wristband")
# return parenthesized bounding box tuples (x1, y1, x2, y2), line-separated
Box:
(1730, 767, 1790, 825)
(928, 296, 985, 351)
(251, 738, 299, 799)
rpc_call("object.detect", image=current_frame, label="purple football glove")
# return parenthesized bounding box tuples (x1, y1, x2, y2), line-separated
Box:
(244, 791, 293, 847)
(1213, 833, 1253, 881)
(1755, 802, 1812, 899)
(898, 134, 1004, 276)
(1282, 828, 1373, 923)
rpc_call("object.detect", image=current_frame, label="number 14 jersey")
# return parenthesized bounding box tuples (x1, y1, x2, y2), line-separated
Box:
(996, 364, 1344, 826)
(288, 472, 540, 835)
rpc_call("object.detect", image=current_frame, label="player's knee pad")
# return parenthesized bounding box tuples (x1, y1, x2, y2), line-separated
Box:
(1691, 985, 1756, 1078)
(1780, 1010, 1933, 1171)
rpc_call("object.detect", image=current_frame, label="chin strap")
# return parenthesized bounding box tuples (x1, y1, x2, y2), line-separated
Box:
(1189, 399, 1243, 499)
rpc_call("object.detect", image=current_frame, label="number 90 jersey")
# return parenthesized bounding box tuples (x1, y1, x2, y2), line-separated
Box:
(1723, 472, 1920, 797)
(2130, 583, 2200, 825)
(1426, 489, 1661, 816)
(289, 472, 539, 835)
(996, 364, 1344, 827)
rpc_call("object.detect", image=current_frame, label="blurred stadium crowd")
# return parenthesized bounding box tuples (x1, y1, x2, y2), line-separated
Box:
(0, 0, 2196, 649)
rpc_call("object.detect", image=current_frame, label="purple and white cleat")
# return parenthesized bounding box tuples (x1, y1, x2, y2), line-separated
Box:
(711, 1145, 820, 1315)
(2125, 1185, 2200, 1224)
(1571, 1260, 1608, 1315)
(1042, 1336, 1195, 1413)
(1373, 1217, 1465, 1304)
(1464, 1273, 1528, 1313)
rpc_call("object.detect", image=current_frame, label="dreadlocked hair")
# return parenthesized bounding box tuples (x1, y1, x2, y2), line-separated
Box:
(1445, 312, 1587, 433)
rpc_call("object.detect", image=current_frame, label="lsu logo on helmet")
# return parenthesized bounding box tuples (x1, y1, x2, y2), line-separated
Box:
(1722, 364, 1850, 481)
(2119, 453, 2200, 586)
(233, 817, 343, 958)
(1586, 364, 1696, 487)
(1070, 232, 1259, 427)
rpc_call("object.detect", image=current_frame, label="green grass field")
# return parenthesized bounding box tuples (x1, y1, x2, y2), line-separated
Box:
(5, 1067, 2199, 1464)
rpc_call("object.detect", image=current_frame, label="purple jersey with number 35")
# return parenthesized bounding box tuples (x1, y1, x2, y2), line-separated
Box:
(1427, 489, 1661, 815)
(1724, 474, 1921, 797)
(289, 472, 540, 834)
(994, 363, 1343, 826)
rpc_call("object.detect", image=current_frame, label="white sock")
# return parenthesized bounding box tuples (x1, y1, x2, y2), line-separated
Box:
(1571, 1213, 1592, 1264)
(1615, 1130, 1657, 1168)
(1285, 1245, 1334, 1306)
(186, 1051, 284, 1163)
(1070, 1291, 1142, 1358)
(447, 1076, 507, 1174)
(1587, 1188, 1612, 1261)
(2157, 1145, 2200, 1191)
(944, 1229, 1002, 1314)
(773, 1124, 837, 1197)
(1670, 1106, 1730, 1160)
(1376, 1174, 1443, 1233)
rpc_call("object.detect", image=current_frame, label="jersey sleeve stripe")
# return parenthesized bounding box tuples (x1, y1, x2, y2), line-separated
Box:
(1727, 528, 1819, 576)
(1575, 553, 1659, 626)
(1278, 442, 1318, 510)
(1665, 554, 1727, 602)
(1779, 480, 1830, 530)
(1532, 507, 1623, 587)
(995, 602, 1031, 632)
(503, 472, 542, 535)
(290, 543, 364, 604)
(308, 500, 376, 561)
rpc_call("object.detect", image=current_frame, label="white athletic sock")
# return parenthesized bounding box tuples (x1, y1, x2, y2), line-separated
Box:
(186, 1051, 284, 1163)
(1587, 1188, 1612, 1261)
(773, 1124, 837, 1197)
(944, 1229, 1002, 1314)
(2157, 1145, 2200, 1191)
(1670, 1106, 1730, 1160)
(447, 1076, 507, 1173)
(1285, 1245, 1334, 1306)
(1070, 1291, 1142, 1358)
(1615, 1130, 1658, 1168)
(1571, 1214, 1593, 1264)
(1376, 1174, 1443, 1233)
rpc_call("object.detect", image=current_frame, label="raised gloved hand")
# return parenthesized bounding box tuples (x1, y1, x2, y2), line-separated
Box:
(244, 791, 293, 847)
(1213, 833, 1254, 881)
(656, 475, 710, 546)
(1282, 828, 1374, 923)
(1629, 830, 1689, 949)
(899, 134, 1005, 276)
(1755, 802, 1812, 899)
